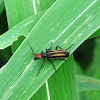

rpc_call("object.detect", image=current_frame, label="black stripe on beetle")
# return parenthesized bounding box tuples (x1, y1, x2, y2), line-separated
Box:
(27, 41, 73, 76)
(46, 50, 70, 59)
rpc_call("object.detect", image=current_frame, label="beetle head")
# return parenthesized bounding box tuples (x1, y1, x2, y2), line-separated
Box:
(34, 54, 42, 61)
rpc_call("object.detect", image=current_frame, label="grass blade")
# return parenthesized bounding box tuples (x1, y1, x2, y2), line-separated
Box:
(0, 11, 45, 49)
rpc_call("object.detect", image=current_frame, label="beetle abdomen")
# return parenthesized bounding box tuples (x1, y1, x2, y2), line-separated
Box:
(46, 50, 70, 59)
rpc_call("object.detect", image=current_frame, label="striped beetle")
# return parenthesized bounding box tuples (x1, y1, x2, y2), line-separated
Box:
(27, 41, 73, 75)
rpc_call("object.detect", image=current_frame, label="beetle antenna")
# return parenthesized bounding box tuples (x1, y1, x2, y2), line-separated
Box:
(27, 40, 36, 55)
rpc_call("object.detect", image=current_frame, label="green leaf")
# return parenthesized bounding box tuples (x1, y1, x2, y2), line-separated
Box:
(48, 55, 79, 100)
(88, 28, 100, 39)
(0, 0, 100, 99)
(0, 11, 45, 49)
(86, 37, 100, 100)
(30, 83, 48, 100)
(4, 0, 36, 28)
(86, 37, 100, 76)
(77, 75, 100, 91)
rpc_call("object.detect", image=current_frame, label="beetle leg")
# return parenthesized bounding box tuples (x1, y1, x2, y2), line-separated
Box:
(66, 44, 74, 50)
(46, 49, 50, 52)
(56, 46, 63, 50)
(37, 58, 45, 76)
(46, 42, 53, 52)
(47, 58, 56, 71)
